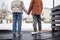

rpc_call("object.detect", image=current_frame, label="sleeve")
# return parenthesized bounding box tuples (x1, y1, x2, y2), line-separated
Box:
(11, 1, 14, 11)
(28, 0, 34, 14)
(41, 0, 43, 11)
(21, 1, 27, 13)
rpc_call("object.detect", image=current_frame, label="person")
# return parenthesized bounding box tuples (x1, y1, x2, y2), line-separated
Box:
(11, 0, 27, 37)
(28, 0, 43, 35)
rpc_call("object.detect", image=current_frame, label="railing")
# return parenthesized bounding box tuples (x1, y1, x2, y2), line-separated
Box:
(51, 5, 60, 32)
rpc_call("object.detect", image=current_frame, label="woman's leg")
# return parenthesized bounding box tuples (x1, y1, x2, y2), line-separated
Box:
(17, 13, 22, 33)
(13, 13, 17, 33)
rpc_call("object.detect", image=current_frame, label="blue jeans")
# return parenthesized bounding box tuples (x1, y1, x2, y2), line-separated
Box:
(13, 12, 22, 33)
(33, 15, 41, 32)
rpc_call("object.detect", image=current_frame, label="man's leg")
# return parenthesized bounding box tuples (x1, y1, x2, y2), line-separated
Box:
(37, 15, 41, 31)
(31, 15, 37, 36)
(33, 15, 37, 32)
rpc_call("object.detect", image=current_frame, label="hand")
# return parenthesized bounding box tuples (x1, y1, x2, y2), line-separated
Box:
(27, 12, 30, 15)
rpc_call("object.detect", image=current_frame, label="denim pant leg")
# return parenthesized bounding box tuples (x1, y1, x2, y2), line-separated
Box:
(17, 13, 22, 33)
(37, 15, 41, 31)
(33, 15, 37, 32)
(13, 13, 17, 32)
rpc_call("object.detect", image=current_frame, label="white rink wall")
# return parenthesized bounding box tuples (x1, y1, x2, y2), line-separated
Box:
(0, 23, 51, 31)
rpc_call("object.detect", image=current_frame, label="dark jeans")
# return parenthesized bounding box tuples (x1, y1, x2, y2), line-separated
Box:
(13, 12, 22, 33)
(33, 15, 41, 32)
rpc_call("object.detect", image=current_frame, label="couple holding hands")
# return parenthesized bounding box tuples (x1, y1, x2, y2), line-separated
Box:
(11, 0, 43, 37)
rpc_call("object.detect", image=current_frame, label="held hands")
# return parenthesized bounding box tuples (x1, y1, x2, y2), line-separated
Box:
(24, 8, 30, 15)
(27, 10, 30, 15)
(27, 12, 30, 15)
(25, 9, 30, 15)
